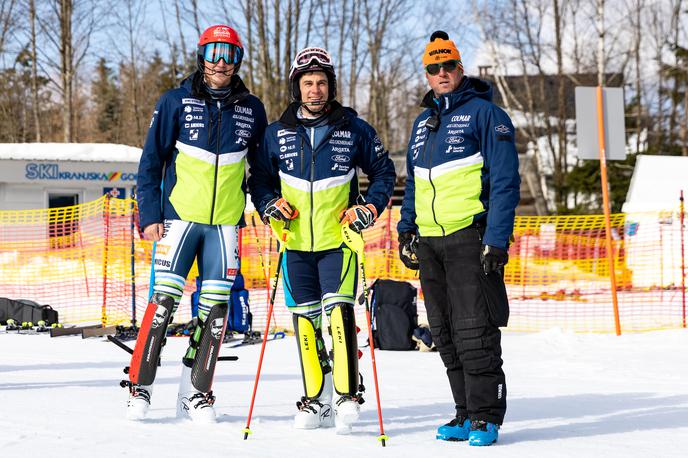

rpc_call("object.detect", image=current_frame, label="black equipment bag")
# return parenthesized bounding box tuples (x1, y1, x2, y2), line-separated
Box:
(370, 280, 418, 350)
(0, 297, 59, 325)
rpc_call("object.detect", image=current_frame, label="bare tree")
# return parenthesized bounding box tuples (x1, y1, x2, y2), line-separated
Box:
(28, 0, 40, 140)
(111, 0, 147, 142)
(35, 0, 99, 142)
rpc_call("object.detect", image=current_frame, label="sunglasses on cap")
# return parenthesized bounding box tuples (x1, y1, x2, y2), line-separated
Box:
(425, 60, 460, 76)
(203, 42, 242, 64)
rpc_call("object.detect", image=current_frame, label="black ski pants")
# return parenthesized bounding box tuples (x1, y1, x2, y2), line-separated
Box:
(417, 225, 507, 425)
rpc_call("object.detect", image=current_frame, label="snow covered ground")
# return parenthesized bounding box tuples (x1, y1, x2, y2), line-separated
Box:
(1, 329, 687, 457)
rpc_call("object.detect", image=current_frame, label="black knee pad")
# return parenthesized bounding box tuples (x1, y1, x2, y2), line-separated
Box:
(430, 324, 459, 368)
(188, 303, 228, 392)
(456, 326, 503, 374)
(129, 293, 175, 385)
(293, 314, 331, 399)
(328, 303, 360, 396)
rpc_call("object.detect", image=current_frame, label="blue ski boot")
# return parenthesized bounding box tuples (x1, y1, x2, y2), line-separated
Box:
(468, 420, 499, 446)
(436, 416, 470, 441)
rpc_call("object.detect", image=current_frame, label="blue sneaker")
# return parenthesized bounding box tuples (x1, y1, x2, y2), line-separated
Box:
(436, 416, 470, 441)
(468, 420, 499, 446)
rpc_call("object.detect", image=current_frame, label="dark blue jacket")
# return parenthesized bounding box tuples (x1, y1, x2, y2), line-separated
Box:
(398, 77, 520, 249)
(249, 102, 396, 251)
(137, 72, 267, 229)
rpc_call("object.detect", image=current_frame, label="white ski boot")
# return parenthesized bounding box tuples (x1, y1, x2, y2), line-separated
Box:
(334, 395, 361, 434)
(176, 365, 217, 423)
(126, 384, 153, 421)
(294, 373, 334, 429)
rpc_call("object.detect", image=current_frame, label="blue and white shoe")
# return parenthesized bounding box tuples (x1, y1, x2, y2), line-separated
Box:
(436, 416, 470, 441)
(468, 420, 499, 446)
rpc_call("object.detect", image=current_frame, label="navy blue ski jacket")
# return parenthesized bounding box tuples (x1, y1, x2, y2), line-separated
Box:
(397, 76, 520, 249)
(248, 102, 396, 251)
(137, 72, 267, 230)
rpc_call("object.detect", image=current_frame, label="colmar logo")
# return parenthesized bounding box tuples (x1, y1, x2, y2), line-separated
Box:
(495, 124, 511, 134)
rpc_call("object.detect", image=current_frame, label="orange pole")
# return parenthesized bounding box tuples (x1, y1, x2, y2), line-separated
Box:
(243, 217, 295, 439)
(596, 86, 622, 335)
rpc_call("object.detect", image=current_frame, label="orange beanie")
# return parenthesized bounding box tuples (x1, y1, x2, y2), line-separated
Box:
(422, 31, 463, 71)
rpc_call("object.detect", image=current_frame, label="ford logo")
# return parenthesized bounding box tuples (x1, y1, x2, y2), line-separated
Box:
(445, 136, 464, 144)
(331, 154, 348, 163)
(235, 129, 251, 138)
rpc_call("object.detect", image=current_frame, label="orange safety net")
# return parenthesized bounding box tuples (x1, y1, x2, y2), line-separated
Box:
(1, 198, 686, 333)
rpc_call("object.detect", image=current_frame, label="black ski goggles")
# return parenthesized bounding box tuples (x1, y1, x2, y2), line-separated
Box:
(425, 60, 460, 76)
(202, 42, 242, 64)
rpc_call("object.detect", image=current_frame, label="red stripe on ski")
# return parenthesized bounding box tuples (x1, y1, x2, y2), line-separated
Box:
(128, 300, 158, 384)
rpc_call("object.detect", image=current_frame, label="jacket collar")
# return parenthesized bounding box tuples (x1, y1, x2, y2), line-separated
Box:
(278, 100, 351, 129)
(181, 71, 250, 106)
(420, 76, 493, 114)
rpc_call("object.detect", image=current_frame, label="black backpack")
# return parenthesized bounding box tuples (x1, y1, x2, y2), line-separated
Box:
(0, 297, 59, 325)
(369, 279, 418, 350)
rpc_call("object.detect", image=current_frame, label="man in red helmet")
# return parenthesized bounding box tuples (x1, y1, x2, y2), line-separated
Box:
(130, 25, 267, 423)
(249, 47, 396, 434)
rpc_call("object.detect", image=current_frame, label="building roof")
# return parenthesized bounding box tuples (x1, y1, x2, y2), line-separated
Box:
(0, 143, 142, 163)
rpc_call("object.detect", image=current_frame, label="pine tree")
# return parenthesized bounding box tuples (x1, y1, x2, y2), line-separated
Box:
(91, 58, 122, 143)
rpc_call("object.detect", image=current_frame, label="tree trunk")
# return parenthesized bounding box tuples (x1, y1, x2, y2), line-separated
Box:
(29, 0, 41, 141)
(60, 0, 73, 142)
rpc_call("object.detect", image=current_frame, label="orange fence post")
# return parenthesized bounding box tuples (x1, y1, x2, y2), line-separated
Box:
(596, 85, 622, 335)
(101, 194, 111, 327)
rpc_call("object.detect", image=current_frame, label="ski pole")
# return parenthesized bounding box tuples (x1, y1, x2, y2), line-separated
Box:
(341, 224, 389, 447)
(243, 216, 295, 440)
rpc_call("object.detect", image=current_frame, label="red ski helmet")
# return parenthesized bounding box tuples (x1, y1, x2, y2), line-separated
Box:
(197, 25, 244, 73)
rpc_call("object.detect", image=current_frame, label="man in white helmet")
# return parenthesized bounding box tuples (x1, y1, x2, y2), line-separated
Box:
(249, 47, 395, 434)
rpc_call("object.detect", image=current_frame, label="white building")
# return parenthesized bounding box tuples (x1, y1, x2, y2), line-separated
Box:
(0, 143, 141, 211)
(622, 154, 688, 288)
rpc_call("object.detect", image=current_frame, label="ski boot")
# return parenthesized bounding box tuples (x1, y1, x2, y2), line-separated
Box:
(126, 384, 153, 421)
(468, 420, 499, 446)
(294, 373, 334, 429)
(176, 365, 217, 423)
(436, 415, 470, 441)
(334, 394, 363, 434)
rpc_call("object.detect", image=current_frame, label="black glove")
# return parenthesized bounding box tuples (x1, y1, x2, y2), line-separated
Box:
(398, 232, 419, 270)
(481, 245, 508, 274)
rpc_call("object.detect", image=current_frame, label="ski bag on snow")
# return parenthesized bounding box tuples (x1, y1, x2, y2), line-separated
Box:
(0, 297, 59, 325)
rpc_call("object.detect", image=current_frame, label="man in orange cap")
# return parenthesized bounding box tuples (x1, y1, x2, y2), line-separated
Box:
(397, 30, 520, 446)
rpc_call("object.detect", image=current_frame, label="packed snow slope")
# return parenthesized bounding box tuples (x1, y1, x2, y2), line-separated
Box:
(1, 329, 686, 457)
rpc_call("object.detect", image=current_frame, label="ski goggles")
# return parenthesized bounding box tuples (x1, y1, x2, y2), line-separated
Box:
(293, 48, 333, 70)
(202, 42, 242, 64)
(425, 59, 461, 76)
